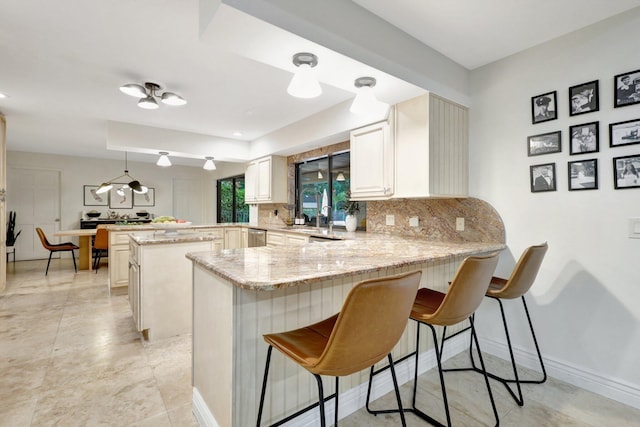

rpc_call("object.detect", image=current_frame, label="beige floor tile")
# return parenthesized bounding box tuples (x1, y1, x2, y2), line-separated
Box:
(0, 398, 37, 427)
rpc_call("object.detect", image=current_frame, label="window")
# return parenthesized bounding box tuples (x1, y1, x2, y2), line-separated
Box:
(295, 152, 365, 229)
(217, 175, 249, 223)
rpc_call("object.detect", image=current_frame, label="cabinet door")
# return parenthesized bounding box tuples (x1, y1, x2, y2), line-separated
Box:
(128, 260, 142, 331)
(245, 162, 257, 203)
(266, 231, 285, 247)
(350, 121, 393, 199)
(285, 234, 308, 245)
(225, 227, 242, 249)
(256, 157, 272, 201)
(111, 245, 130, 288)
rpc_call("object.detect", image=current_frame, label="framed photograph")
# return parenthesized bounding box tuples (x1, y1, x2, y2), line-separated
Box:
(609, 118, 640, 148)
(569, 80, 599, 116)
(83, 185, 108, 206)
(108, 183, 134, 209)
(569, 122, 599, 155)
(527, 130, 562, 156)
(133, 188, 155, 207)
(614, 69, 640, 108)
(568, 159, 598, 191)
(531, 91, 557, 124)
(530, 163, 556, 193)
(613, 154, 640, 189)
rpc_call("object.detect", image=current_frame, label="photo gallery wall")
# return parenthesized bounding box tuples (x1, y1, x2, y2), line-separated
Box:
(528, 68, 640, 193)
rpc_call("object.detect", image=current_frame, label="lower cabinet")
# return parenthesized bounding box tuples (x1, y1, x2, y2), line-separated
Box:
(267, 231, 309, 246)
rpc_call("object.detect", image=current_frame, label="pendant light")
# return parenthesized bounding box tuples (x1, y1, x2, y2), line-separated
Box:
(287, 53, 322, 99)
(120, 82, 187, 109)
(96, 152, 148, 195)
(350, 77, 389, 116)
(336, 172, 346, 181)
(156, 152, 171, 167)
(203, 157, 216, 171)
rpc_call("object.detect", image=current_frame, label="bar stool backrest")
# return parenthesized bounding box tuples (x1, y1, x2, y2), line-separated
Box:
(310, 270, 421, 377)
(93, 227, 109, 250)
(428, 253, 499, 326)
(488, 243, 548, 300)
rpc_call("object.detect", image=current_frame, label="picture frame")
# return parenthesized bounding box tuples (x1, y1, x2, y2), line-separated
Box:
(568, 159, 598, 191)
(530, 163, 556, 193)
(531, 91, 557, 124)
(133, 188, 155, 207)
(614, 69, 640, 108)
(609, 118, 640, 148)
(569, 80, 599, 116)
(569, 121, 599, 155)
(613, 154, 640, 189)
(83, 185, 108, 206)
(108, 183, 134, 209)
(527, 130, 562, 156)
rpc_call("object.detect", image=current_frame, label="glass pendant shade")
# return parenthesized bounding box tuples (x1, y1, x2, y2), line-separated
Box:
(96, 183, 113, 194)
(156, 152, 171, 167)
(161, 92, 187, 106)
(203, 157, 216, 171)
(119, 83, 146, 98)
(138, 96, 159, 110)
(336, 172, 346, 181)
(287, 63, 322, 98)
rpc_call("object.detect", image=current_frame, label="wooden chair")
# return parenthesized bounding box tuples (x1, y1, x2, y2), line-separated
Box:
(257, 270, 422, 427)
(92, 226, 109, 272)
(35, 227, 79, 275)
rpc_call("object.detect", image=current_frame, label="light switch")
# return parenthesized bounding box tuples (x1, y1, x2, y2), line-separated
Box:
(629, 218, 640, 238)
(386, 215, 395, 226)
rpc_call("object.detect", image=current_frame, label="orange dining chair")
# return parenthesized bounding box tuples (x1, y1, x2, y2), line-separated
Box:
(36, 227, 79, 275)
(92, 226, 109, 272)
(256, 270, 422, 427)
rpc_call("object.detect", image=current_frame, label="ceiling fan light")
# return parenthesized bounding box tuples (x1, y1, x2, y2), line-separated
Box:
(203, 157, 216, 171)
(156, 152, 172, 167)
(138, 96, 159, 109)
(161, 92, 187, 106)
(96, 182, 113, 194)
(119, 83, 147, 98)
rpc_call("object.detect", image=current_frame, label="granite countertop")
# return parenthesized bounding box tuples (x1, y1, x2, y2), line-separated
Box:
(186, 235, 505, 291)
(130, 232, 222, 245)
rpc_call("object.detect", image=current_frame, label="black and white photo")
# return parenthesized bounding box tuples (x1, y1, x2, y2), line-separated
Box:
(614, 69, 640, 108)
(530, 163, 556, 193)
(133, 187, 155, 207)
(609, 118, 640, 148)
(528, 130, 561, 156)
(568, 159, 598, 191)
(108, 183, 134, 209)
(83, 185, 108, 206)
(569, 80, 599, 116)
(613, 154, 640, 189)
(531, 91, 557, 124)
(569, 122, 599, 155)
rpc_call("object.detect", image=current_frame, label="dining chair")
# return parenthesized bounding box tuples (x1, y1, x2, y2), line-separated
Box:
(92, 226, 109, 272)
(257, 270, 422, 427)
(35, 227, 79, 275)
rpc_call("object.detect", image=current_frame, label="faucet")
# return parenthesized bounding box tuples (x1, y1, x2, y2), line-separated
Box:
(301, 190, 331, 229)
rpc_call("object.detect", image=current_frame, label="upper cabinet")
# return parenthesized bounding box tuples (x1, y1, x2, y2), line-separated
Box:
(349, 121, 394, 200)
(244, 155, 288, 204)
(349, 93, 469, 200)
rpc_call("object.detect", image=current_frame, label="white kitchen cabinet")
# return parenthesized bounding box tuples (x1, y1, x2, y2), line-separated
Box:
(349, 121, 394, 200)
(244, 156, 288, 204)
(128, 236, 217, 341)
(224, 227, 242, 249)
(393, 93, 468, 198)
(285, 234, 309, 245)
(267, 230, 309, 246)
(199, 228, 225, 252)
(266, 231, 285, 247)
(109, 229, 153, 289)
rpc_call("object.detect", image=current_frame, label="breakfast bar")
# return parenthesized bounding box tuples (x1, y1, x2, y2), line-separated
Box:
(187, 236, 505, 426)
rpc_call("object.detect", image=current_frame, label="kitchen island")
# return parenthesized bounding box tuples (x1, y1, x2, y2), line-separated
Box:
(187, 236, 505, 427)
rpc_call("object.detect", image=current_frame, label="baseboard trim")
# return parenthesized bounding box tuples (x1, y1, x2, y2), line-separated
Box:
(192, 387, 219, 427)
(478, 336, 640, 410)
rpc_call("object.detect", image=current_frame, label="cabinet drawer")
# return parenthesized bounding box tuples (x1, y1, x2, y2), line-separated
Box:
(112, 232, 131, 245)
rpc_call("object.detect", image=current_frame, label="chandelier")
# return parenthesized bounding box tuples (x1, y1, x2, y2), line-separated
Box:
(119, 82, 187, 109)
(96, 152, 148, 195)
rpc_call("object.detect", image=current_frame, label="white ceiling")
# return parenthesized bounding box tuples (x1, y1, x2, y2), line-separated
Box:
(1, 0, 638, 167)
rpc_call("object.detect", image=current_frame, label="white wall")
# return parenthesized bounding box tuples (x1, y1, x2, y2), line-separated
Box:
(469, 9, 640, 407)
(7, 151, 246, 230)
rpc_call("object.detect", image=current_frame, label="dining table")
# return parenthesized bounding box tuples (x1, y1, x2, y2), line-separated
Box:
(53, 228, 97, 270)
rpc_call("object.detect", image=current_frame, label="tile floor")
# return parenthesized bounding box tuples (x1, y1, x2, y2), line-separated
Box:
(2, 259, 639, 426)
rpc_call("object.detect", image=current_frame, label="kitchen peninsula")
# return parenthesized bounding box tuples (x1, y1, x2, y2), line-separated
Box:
(187, 235, 506, 426)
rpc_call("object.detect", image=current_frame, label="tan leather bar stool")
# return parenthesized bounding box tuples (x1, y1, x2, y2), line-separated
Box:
(443, 242, 548, 406)
(256, 270, 422, 427)
(36, 227, 79, 275)
(366, 253, 500, 427)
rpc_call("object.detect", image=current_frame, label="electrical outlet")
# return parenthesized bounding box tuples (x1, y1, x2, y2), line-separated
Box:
(409, 216, 419, 227)
(386, 215, 395, 226)
(456, 217, 465, 231)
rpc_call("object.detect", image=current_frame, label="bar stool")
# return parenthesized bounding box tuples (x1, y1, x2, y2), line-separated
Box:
(256, 270, 422, 427)
(444, 242, 548, 406)
(367, 253, 500, 427)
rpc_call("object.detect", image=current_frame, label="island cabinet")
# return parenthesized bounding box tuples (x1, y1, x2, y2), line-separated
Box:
(244, 155, 288, 204)
(349, 93, 469, 200)
(109, 229, 154, 289)
(128, 233, 219, 341)
(266, 230, 309, 247)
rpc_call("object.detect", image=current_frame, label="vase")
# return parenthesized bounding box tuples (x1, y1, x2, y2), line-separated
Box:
(345, 214, 358, 232)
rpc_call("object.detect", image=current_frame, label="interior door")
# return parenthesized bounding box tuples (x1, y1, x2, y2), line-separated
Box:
(7, 167, 61, 260)
(0, 115, 6, 291)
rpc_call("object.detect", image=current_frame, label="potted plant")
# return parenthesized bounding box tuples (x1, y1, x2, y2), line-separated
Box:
(342, 194, 359, 232)
(7, 210, 21, 247)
